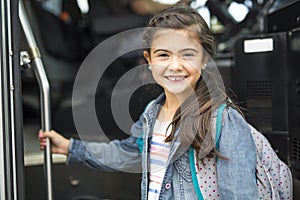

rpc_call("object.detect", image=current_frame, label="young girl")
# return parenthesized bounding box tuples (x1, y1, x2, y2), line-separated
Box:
(39, 5, 257, 199)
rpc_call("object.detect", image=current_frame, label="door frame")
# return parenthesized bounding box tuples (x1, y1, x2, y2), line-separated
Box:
(0, 0, 25, 199)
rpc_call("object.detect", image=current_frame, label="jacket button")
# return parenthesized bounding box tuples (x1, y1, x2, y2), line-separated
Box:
(165, 183, 171, 189)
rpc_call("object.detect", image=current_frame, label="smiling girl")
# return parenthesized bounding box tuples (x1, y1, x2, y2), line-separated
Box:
(39, 4, 257, 199)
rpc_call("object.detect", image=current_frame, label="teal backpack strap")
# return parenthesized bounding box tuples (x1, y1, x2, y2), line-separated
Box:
(189, 147, 204, 200)
(215, 103, 227, 150)
(136, 137, 144, 154)
(189, 103, 227, 199)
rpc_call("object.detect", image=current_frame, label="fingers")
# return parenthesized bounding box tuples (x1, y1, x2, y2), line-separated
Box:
(38, 129, 53, 138)
(38, 129, 70, 155)
(38, 129, 56, 150)
(39, 141, 47, 150)
(39, 135, 47, 150)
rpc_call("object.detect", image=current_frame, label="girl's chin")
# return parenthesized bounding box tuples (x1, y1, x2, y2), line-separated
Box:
(165, 87, 195, 96)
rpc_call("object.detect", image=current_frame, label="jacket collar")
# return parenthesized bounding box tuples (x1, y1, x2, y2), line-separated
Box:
(143, 93, 184, 164)
(143, 93, 165, 129)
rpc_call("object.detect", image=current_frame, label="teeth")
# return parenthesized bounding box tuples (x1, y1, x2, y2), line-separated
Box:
(167, 76, 185, 81)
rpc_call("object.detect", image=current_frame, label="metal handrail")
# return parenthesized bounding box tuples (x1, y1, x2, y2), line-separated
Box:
(19, 1, 53, 199)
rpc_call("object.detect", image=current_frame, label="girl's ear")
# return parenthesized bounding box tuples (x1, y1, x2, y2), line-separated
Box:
(202, 54, 209, 65)
(143, 51, 151, 64)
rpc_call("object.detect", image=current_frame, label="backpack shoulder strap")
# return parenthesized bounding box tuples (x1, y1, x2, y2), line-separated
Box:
(215, 103, 227, 150)
(189, 103, 227, 200)
(189, 147, 204, 200)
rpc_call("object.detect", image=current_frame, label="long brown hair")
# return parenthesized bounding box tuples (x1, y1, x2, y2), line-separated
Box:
(143, 5, 227, 160)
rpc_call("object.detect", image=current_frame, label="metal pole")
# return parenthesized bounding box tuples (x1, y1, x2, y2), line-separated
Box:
(19, 1, 53, 200)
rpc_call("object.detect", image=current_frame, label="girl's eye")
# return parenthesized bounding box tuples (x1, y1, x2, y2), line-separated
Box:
(158, 53, 169, 57)
(182, 53, 194, 57)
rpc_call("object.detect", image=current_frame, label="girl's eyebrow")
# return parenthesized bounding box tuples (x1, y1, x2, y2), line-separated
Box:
(152, 48, 199, 54)
(152, 49, 171, 54)
(179, 48, 199, 53)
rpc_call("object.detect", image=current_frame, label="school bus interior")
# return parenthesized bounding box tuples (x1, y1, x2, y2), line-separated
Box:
(10, 0, 300, 199)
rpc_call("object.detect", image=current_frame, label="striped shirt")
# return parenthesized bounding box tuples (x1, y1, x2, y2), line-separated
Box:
(148, 120, 171, 200)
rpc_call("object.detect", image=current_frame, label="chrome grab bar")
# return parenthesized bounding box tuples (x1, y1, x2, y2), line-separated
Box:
(19, 1, 53, 199)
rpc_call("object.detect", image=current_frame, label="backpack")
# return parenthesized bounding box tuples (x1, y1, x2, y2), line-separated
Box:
(250, 124, 293, 199)
(190, 103, 293, 199)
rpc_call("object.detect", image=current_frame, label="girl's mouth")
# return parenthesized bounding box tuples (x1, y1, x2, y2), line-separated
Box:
(165, 76, 187, 81)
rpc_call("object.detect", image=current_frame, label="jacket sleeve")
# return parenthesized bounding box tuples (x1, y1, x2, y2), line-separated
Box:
(66, 114, 144, 173)
(216, 107, 257, 200)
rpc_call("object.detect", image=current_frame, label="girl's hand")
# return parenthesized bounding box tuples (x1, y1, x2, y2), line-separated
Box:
(38, 130, 70, 156)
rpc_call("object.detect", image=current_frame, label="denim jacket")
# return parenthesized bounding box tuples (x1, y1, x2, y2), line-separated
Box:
(67, 94, 257, 199)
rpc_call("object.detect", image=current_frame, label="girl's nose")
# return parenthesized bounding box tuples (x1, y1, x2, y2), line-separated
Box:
(168, 55, 182, 71)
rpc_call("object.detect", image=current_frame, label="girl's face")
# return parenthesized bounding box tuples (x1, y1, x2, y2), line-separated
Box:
(144, 29, 206, 97)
